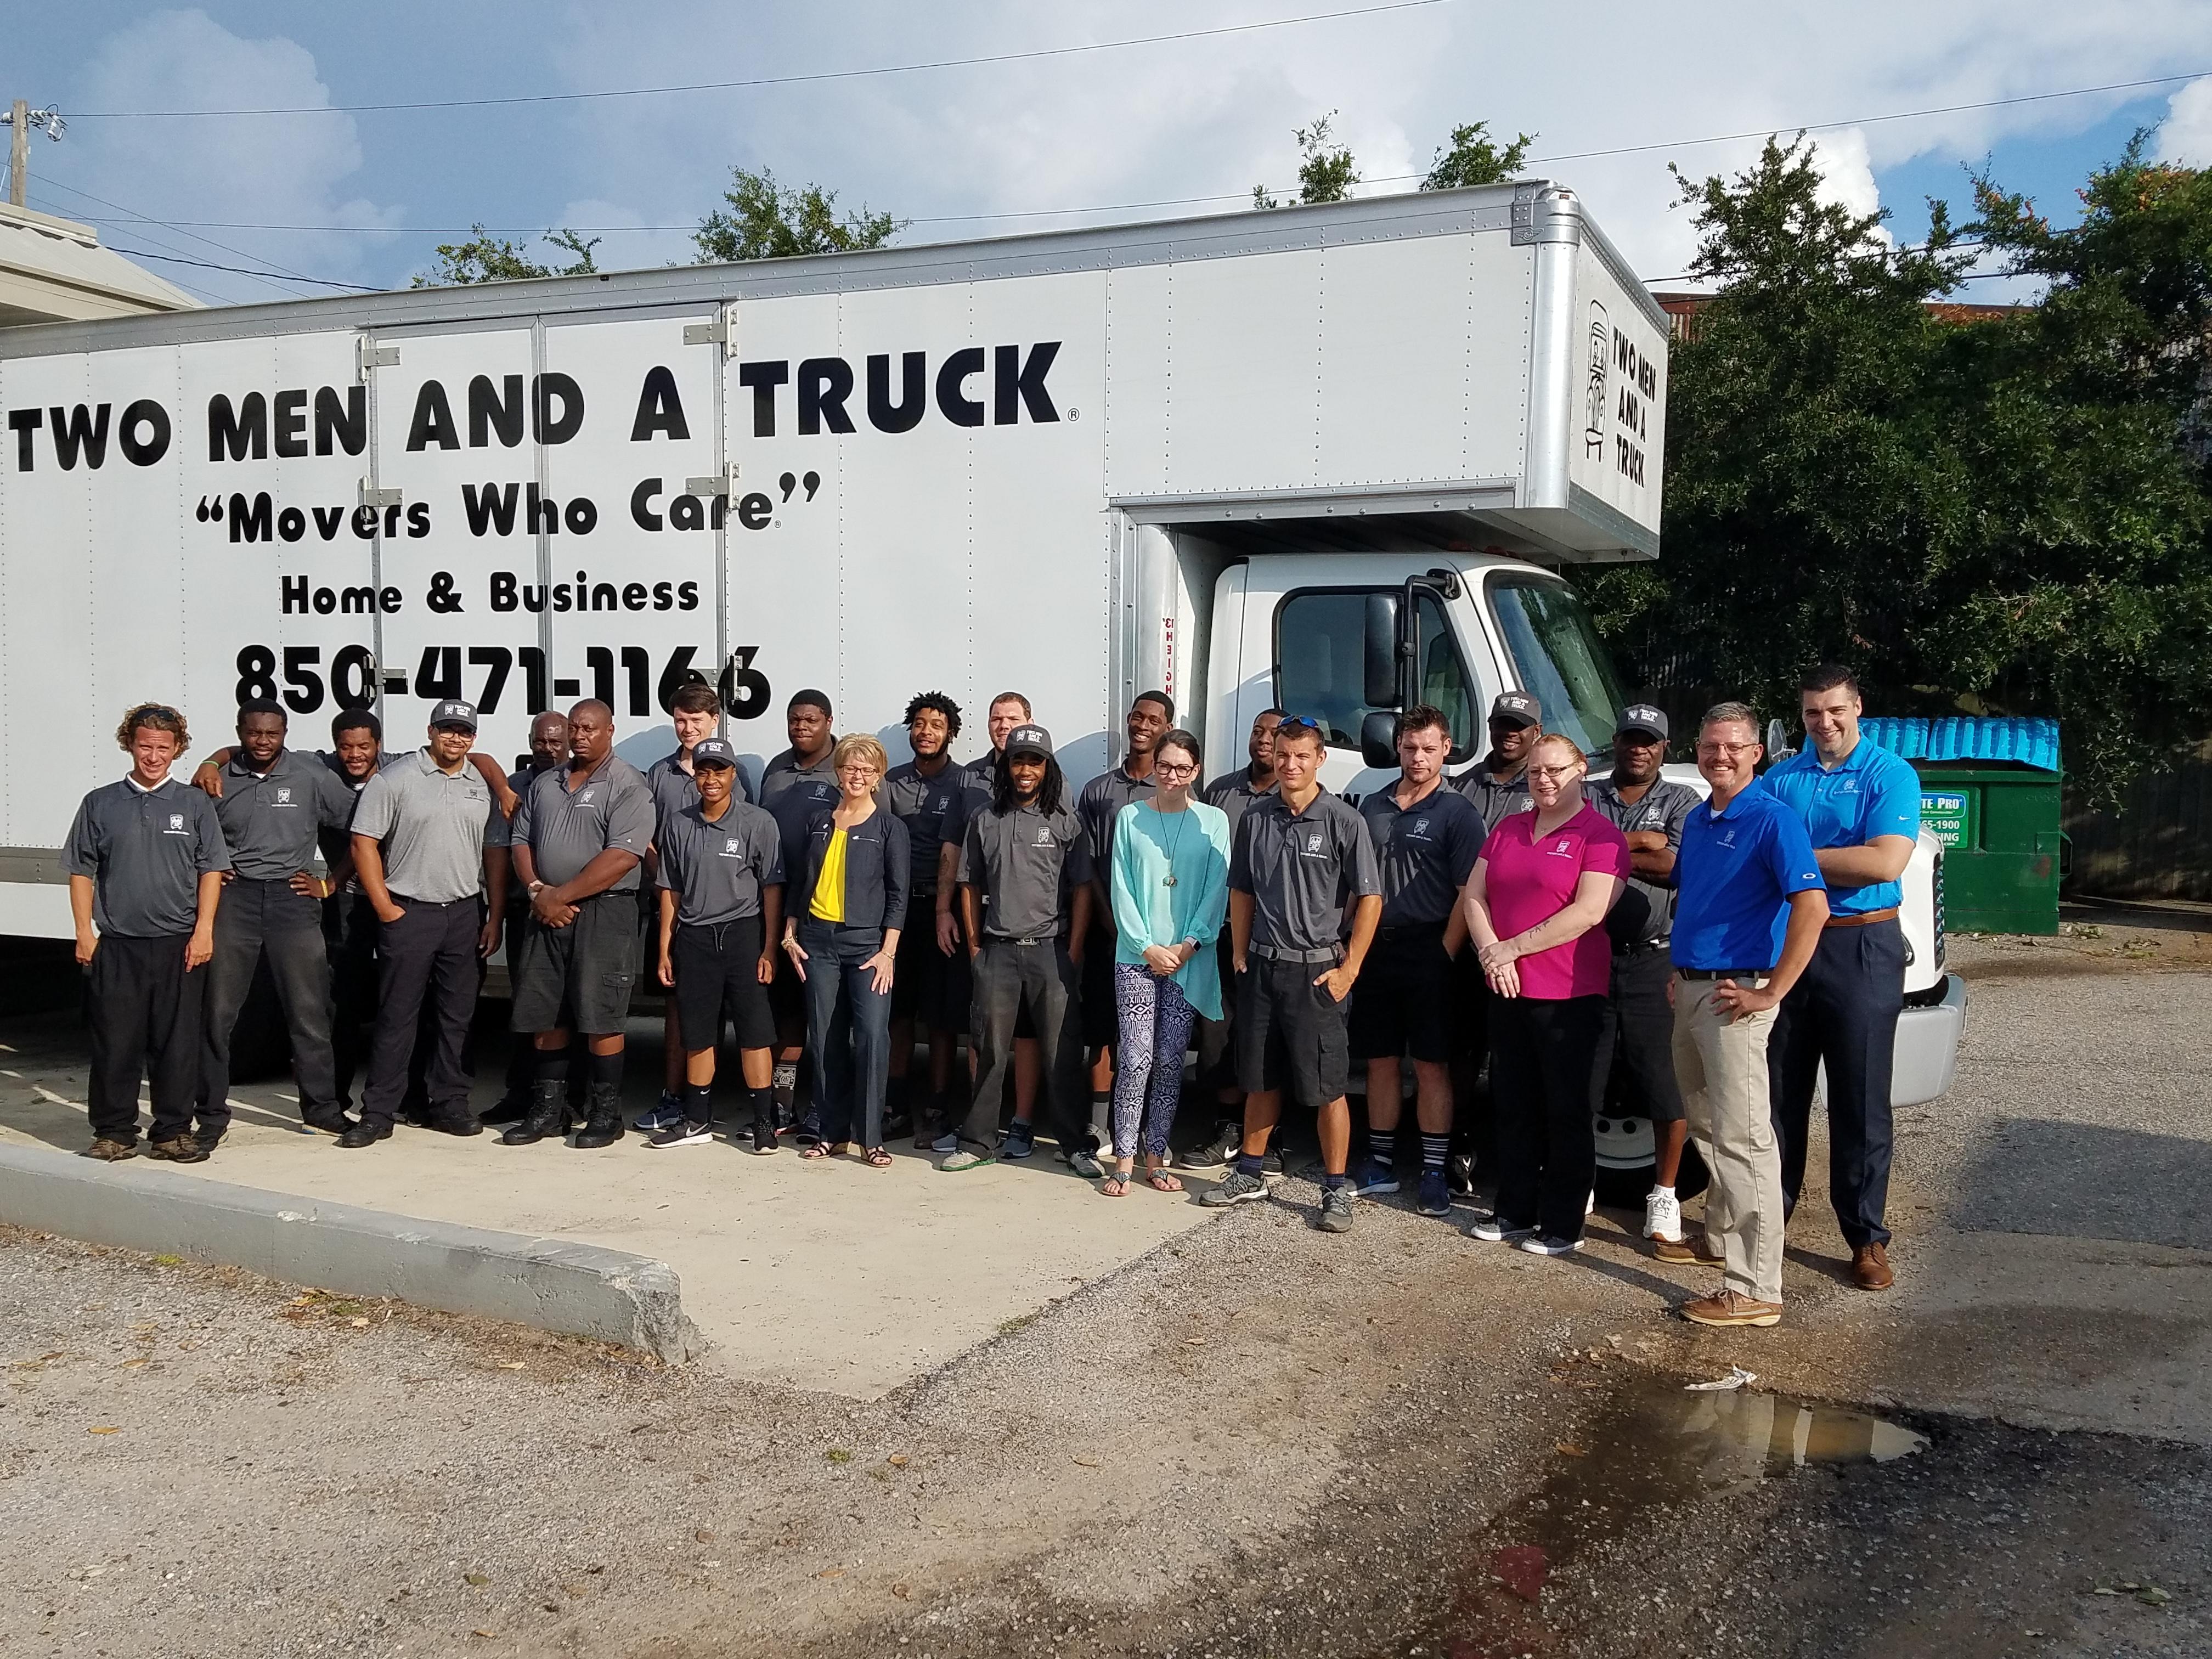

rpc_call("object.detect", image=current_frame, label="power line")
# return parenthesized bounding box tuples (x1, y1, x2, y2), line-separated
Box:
(66, 1, 1454, 119)
(33, 176, 322, 297)
(103, 246, 380, 290)
(44, 65, 2212, 245)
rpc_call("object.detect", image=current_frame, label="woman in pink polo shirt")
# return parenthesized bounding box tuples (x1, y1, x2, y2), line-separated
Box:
(1460, 732, 1629, 1255)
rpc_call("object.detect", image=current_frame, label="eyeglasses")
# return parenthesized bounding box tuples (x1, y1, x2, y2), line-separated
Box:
(1525, 764, 1581, 782)
(1154, 760, 1198, 778)
(1695, 741, 1758, 758)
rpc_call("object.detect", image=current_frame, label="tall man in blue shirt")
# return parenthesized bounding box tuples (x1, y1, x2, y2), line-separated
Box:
(1763, 665, 1921, 1293)
(1670, 702, 1828, 1328)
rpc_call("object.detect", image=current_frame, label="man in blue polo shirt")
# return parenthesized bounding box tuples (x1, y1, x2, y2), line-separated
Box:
(1763, 664, 1921, 1293)
(1670, 702, 1828, 1328)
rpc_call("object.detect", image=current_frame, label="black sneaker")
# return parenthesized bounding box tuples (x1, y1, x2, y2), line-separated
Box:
(746, 1119, 778, 1155)
(1199, 1168, 1268, 1206)
(1180, 1122, 1242, 1171)
(1002, 1121, 1036, 1161)
(647, 1120, 715, 1148)
(426, 1108, 485, 1137)
(337, 1121, 392, 1149)
(1466, 1210, 1537, 1245)
(478, 1095, 529, 1127)
(1260, 1147, 1288, 1180)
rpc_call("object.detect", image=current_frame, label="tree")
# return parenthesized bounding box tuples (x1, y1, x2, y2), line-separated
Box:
(1421, 121, 1534, 190)
(1253, 112, 1358, 209)
(412, 227, 599, 287)
(695, 166, 902, 263)
(1574, 133, 2212, 799)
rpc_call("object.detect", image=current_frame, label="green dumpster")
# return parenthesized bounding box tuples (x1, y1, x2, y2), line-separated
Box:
(1862, 717, 2061, 935)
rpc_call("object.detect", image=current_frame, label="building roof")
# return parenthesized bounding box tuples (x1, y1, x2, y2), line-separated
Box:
(0, 202, 198, 327)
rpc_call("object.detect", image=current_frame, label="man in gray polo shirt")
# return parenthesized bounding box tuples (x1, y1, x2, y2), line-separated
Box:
(67, 702, 231, 1163)
(342, 701, 507, 1148)
(198, 699, 358, 1145)
(505, 698, 657, 1151)
(1201, 715, 1383, 1232)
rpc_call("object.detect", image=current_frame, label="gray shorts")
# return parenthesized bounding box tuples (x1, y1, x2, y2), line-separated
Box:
(511, 892, 644, 1035)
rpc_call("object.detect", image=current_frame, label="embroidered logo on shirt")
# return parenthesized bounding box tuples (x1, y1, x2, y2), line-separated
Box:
(1034, 826, 1054, 847)
(723, 838, 742, 856)
(1550, 838, 1575, 855)
(1410, 817, 1431, 837)
(1718, 830, 1739, 848)
(167, 814, 185, 832)
(579, 788, 596, 805)
(1305, 831, 1325, 854)
(275, 788, 292, 804)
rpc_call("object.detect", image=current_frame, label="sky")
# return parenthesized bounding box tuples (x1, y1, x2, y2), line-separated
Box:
(6, 1, 2212, 308)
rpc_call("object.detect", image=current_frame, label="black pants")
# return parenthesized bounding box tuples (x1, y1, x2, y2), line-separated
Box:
(361, 896, 482, 1129)
(501, 906, 537, 1103)
(200, 878, 339, 1133)
(800, 921, 893, 1148)
(1489, 994, 1607, 1242)
(1770, 919, 1905, 1249)
(87, 933, 205, 1146)
(960, 939, 1086, 1153)
(1592, 945, 1685, 1122)
(325, 891, 381, 1110)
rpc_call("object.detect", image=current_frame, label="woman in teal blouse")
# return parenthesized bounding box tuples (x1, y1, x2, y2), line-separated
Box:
(1104, 729, 1231, 1195)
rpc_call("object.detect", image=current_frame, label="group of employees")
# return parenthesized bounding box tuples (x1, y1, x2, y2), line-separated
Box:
(63, 659, 1917, 1329)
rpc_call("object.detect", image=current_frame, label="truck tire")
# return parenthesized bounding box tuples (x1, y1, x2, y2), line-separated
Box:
(1592, 1114, 1708, 1207)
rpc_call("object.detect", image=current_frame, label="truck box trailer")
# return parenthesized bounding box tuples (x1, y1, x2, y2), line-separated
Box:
(0, 179, 1961, 1193)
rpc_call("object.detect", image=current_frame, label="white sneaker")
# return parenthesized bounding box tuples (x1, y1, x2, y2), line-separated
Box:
(1644, 1186, 1683, 1243)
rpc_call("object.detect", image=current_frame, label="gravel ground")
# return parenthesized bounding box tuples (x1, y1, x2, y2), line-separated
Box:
(2, 930, 2207, 1657)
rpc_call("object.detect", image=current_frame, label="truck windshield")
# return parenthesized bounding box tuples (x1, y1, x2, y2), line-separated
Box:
(1487, 574, 1631, 762)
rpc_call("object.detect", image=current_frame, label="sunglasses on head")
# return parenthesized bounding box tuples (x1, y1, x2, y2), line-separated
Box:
(1277, 715, 1324, 735)
(131, 704, 180, 721)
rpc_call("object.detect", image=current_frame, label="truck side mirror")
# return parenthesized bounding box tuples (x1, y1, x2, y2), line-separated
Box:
(1359, 709, 1398, 771)
(1363, 592, 1400, 710)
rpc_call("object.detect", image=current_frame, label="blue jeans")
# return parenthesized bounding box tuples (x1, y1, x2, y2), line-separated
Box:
(799, 921, 893, 1148)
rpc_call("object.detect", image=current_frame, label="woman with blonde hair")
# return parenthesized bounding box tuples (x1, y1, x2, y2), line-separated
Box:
(785, 733, 910, 1165)
(1460, 731, 1628, 1255)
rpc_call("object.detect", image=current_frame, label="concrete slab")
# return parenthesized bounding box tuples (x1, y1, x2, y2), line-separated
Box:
(0, 1014, 1218, 1399)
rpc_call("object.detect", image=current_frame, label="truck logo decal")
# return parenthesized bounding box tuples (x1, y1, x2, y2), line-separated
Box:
(1584, 302, 1610, 459)
(736, 345, 1060, 438)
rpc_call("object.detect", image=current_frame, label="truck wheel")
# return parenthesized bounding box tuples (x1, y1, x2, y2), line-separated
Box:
(1592, 1112, 1708, 1207)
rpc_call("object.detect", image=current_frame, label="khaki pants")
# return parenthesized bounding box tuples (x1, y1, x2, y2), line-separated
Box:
(1673, 975, 1786, 1304)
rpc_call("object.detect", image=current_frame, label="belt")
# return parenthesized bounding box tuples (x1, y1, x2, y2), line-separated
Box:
(1825, 906, 1900, 929)
(388, 893, 475, 909)
(1250, 942, 1342, 965)
(984, 933, 1062, 948)
(1675, 965, 1770, 980)
(1614, 937, 1670, 956)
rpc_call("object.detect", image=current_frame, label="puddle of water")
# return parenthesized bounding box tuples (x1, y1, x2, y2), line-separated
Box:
(1418, 1379, 1926, 1659)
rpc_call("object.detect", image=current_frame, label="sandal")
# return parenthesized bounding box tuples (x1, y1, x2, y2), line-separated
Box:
(864, 1146, 893, 1168)
(799, 1142, 833, 1160)
(1101, 1167, 1131, 1197)
(1143, 1160, 1183, 1193)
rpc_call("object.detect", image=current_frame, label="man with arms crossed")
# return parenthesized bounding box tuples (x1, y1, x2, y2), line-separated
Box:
(1201, 715, 1383, 1232)
(651, 738, 785, 1150)
(1587, 705, 1703, 1254)
(1349, 704, 1485, 1218)
(483, 710, 573, 1125)
(68, 702, 228, 1164)
(759, 689, 844, 1133)
(197, 699, 357, 1144)
(1763, 665, 1920, 1291)
(503, 699, 656, 1150)
(1669, 702, 1828, 1327)
(342, 701, 508, 1148)
(885, 691, 972, 1144)
(960, 691, 1045, 1136)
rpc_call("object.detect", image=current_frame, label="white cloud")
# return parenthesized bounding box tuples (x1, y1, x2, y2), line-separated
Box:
(2154, 75, 2212, 165)
(1809, 128, 1894, 245)
(57, 8, 398, 303)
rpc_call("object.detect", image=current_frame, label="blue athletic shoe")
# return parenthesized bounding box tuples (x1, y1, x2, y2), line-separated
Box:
(1351, 1158, 1400, 1196)
(632, 1091, 685, 1133)
(1415, 1168, 1453, 1217)
(1001, 1121, 1037, 1160)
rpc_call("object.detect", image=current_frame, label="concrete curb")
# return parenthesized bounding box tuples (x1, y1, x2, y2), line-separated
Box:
(0, 1143, 697, 1362)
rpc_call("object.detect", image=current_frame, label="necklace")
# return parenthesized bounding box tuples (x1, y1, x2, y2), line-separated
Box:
(1156, 801, 1190, 887)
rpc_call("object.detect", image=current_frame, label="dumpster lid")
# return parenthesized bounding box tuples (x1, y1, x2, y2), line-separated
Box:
(1860, 716, 2059, 773)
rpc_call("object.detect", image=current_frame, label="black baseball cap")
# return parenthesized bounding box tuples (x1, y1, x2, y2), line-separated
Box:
(429, 700, 479, 732)
(1005, 724, 1054, 760)
(691, 737, 738, 769)
(1489, 692, 1541, 729)
(1615, 704, 1668, 742)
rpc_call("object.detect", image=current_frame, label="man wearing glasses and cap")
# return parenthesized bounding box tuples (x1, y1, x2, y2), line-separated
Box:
(1587, 704, 1704, 1255)
(341, 701, 509, 1149)
(1201, 714, 1383, 1232)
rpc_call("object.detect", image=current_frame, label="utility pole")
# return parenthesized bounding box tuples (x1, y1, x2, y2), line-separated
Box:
(2, 102, 66, 210)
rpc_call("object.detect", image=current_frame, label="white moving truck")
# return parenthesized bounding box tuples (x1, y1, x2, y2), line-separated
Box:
(0, 180, 1963, 1190)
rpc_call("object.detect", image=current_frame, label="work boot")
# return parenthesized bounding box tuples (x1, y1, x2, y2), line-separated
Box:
(500, 1080, 571, 1147)
(572, 1082, 627, 1150)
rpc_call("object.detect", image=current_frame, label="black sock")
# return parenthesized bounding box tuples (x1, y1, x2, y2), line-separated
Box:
(589, 1049, 624, 1089)
(747, 1085, 774, 1125)
(1321, 1171, 1347, 1192)
(536, 1049, 571, 1085)
(1368, 1127, 1395, 1169)
(1421, 1133, 1450, 1171)
(685, 1084, 714, 1125)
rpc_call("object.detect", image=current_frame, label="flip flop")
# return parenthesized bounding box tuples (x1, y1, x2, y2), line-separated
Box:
(1143, 1163, 1183, 1193)
(1101, 1170, 1131, 1197)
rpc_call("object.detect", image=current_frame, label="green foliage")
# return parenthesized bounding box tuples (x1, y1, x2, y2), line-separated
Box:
(1254, 112, 1359, 209)
(1421, 121, 1534, 191)
(1576, 134, 2212, 800)
(695, 166, 902, 263)
(411, 225, 598, 287)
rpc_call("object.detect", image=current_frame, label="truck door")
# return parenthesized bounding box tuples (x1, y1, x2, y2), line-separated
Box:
(364, 313, 725, 770)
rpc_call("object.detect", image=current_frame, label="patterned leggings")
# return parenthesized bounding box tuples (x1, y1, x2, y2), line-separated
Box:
(1111, 962, 1198, 1159)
